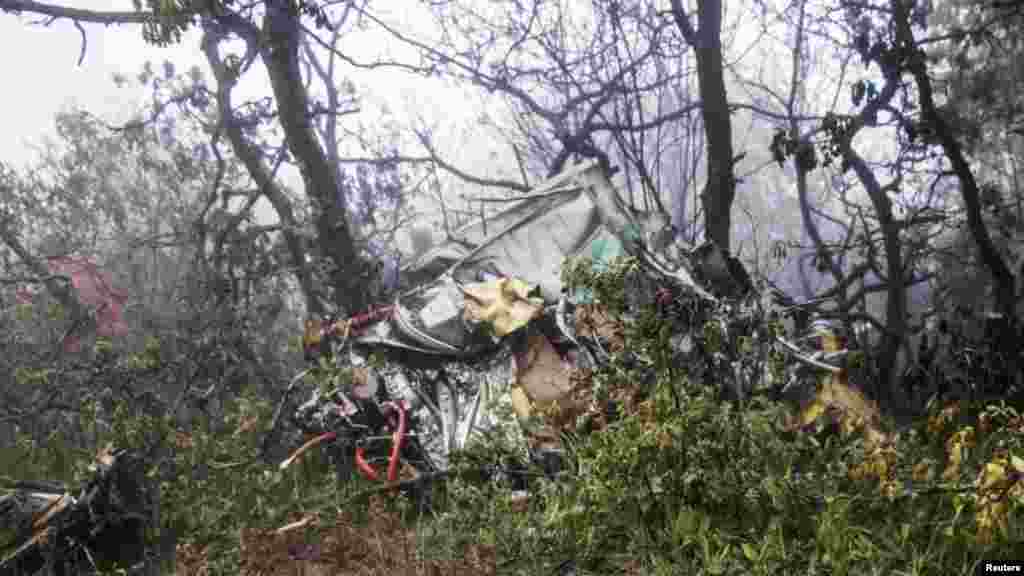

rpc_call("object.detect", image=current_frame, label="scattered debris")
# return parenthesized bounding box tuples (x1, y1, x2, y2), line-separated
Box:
(0, 449, 159, 576)
(289, 159, 765, 486)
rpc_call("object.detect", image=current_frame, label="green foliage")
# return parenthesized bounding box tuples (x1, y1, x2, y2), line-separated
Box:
(46, 301, 65, 321)
(72, 368, 349, 573)
(131, 0, 334, 47)
(560, 253, 637, 313)
(6, 261, 1023, 575)
(481, 259, 1024, 573)
(124, 336, 163, 370)
(13, 366, 52, 387)
(14, 303, 32, 322)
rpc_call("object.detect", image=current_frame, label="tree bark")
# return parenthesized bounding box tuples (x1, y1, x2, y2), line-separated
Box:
(0, 1, 370, 317)
(842, 147, 907, 408)
(670, 0, 736, 252)
(829, 41, 908, 409)
(200, 23, 324, 317)
(261, 2, 368, 315)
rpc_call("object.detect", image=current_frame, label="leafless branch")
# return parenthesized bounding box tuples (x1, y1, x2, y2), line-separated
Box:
(414, 130, 531, 192)
(73, 19, 86, 65)
(0, 0, 152, 24)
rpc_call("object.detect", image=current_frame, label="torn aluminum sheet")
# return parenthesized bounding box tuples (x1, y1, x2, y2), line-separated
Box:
(296, 160, 732, 477)
(348, 159, 714, 358)
(359, 344, 528, 470)
(399, 159, 706, 305)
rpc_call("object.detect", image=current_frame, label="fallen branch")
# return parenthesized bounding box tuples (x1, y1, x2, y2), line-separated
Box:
(0, 449, 156, 576)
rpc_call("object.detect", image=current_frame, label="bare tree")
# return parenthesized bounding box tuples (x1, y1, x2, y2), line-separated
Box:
(889, 0, 1022, 392)
(331, 0, 699, 221)
(757, 0, 959, 408)
(0, 0, 436, 318)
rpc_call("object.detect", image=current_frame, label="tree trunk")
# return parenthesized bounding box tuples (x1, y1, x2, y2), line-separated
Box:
(262, 2, 368, 315)
(200, 23, 324, 317)
(892, 0, 1019, 392)
(844, 148, 908, 411)
(670, 0, 736, 252)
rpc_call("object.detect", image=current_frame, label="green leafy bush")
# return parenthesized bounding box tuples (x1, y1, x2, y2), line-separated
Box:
(5, 258, 1023, 575)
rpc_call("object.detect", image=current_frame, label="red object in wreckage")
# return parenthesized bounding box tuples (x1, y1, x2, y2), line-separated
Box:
(347, 305, 395, 332)
(355, 401, 407, 482)
(303, 306, 395, 360)
(46, 256, 129, 353)
(280, 401, 409, 479)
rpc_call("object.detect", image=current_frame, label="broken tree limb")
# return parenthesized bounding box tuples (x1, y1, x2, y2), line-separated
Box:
(0, 449, 157, 576)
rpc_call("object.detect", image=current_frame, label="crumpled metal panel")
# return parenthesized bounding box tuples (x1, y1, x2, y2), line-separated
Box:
(354, 160, 690, 356)
(329, 344, 527, 471)
(403, 185, 603, 303)
(353, 277, 497, 356)
(399, 159, 675, 304)
(296, 161, 734, 472)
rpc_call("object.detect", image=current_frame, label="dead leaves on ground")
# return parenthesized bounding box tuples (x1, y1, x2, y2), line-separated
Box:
(175, 497, 495, 576)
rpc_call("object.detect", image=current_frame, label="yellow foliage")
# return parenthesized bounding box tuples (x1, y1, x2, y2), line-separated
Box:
(975, 499, 1008, 544)
(973, 455, 1024, 543)
(978, 459, 1012, 494)
(303, 318, 323, 350)
(796, 398, 827, 428)
(848, 463, 867, 482)
(793, 370, 889, 450)
(815, 326, 845, 353)
(819, 376, 864, 413)
(928, 403, 959, 437)
(943, 427, 975, 482)
(849, 443, 897, 485)
(912, 461, 934, 483)
(461, 278, 544, 337)
(786, 325, 889, 448)
(870, 445, 898, 479)
(879, 479, 900, 500)
(976, 459, 1011, 543)
(792, 326, 906, 497)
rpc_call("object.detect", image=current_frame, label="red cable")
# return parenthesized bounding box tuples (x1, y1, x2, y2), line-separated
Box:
(355, 446, 377, 480)
(354, 401, 407, 482)
(332, 305, 395, 335)
(385, 401, 407, 482)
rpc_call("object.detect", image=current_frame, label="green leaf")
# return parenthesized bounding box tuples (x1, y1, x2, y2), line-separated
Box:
(742, 541, 759, 562)
(94, 337, 114, 355)
(47, 302, 65, 320)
